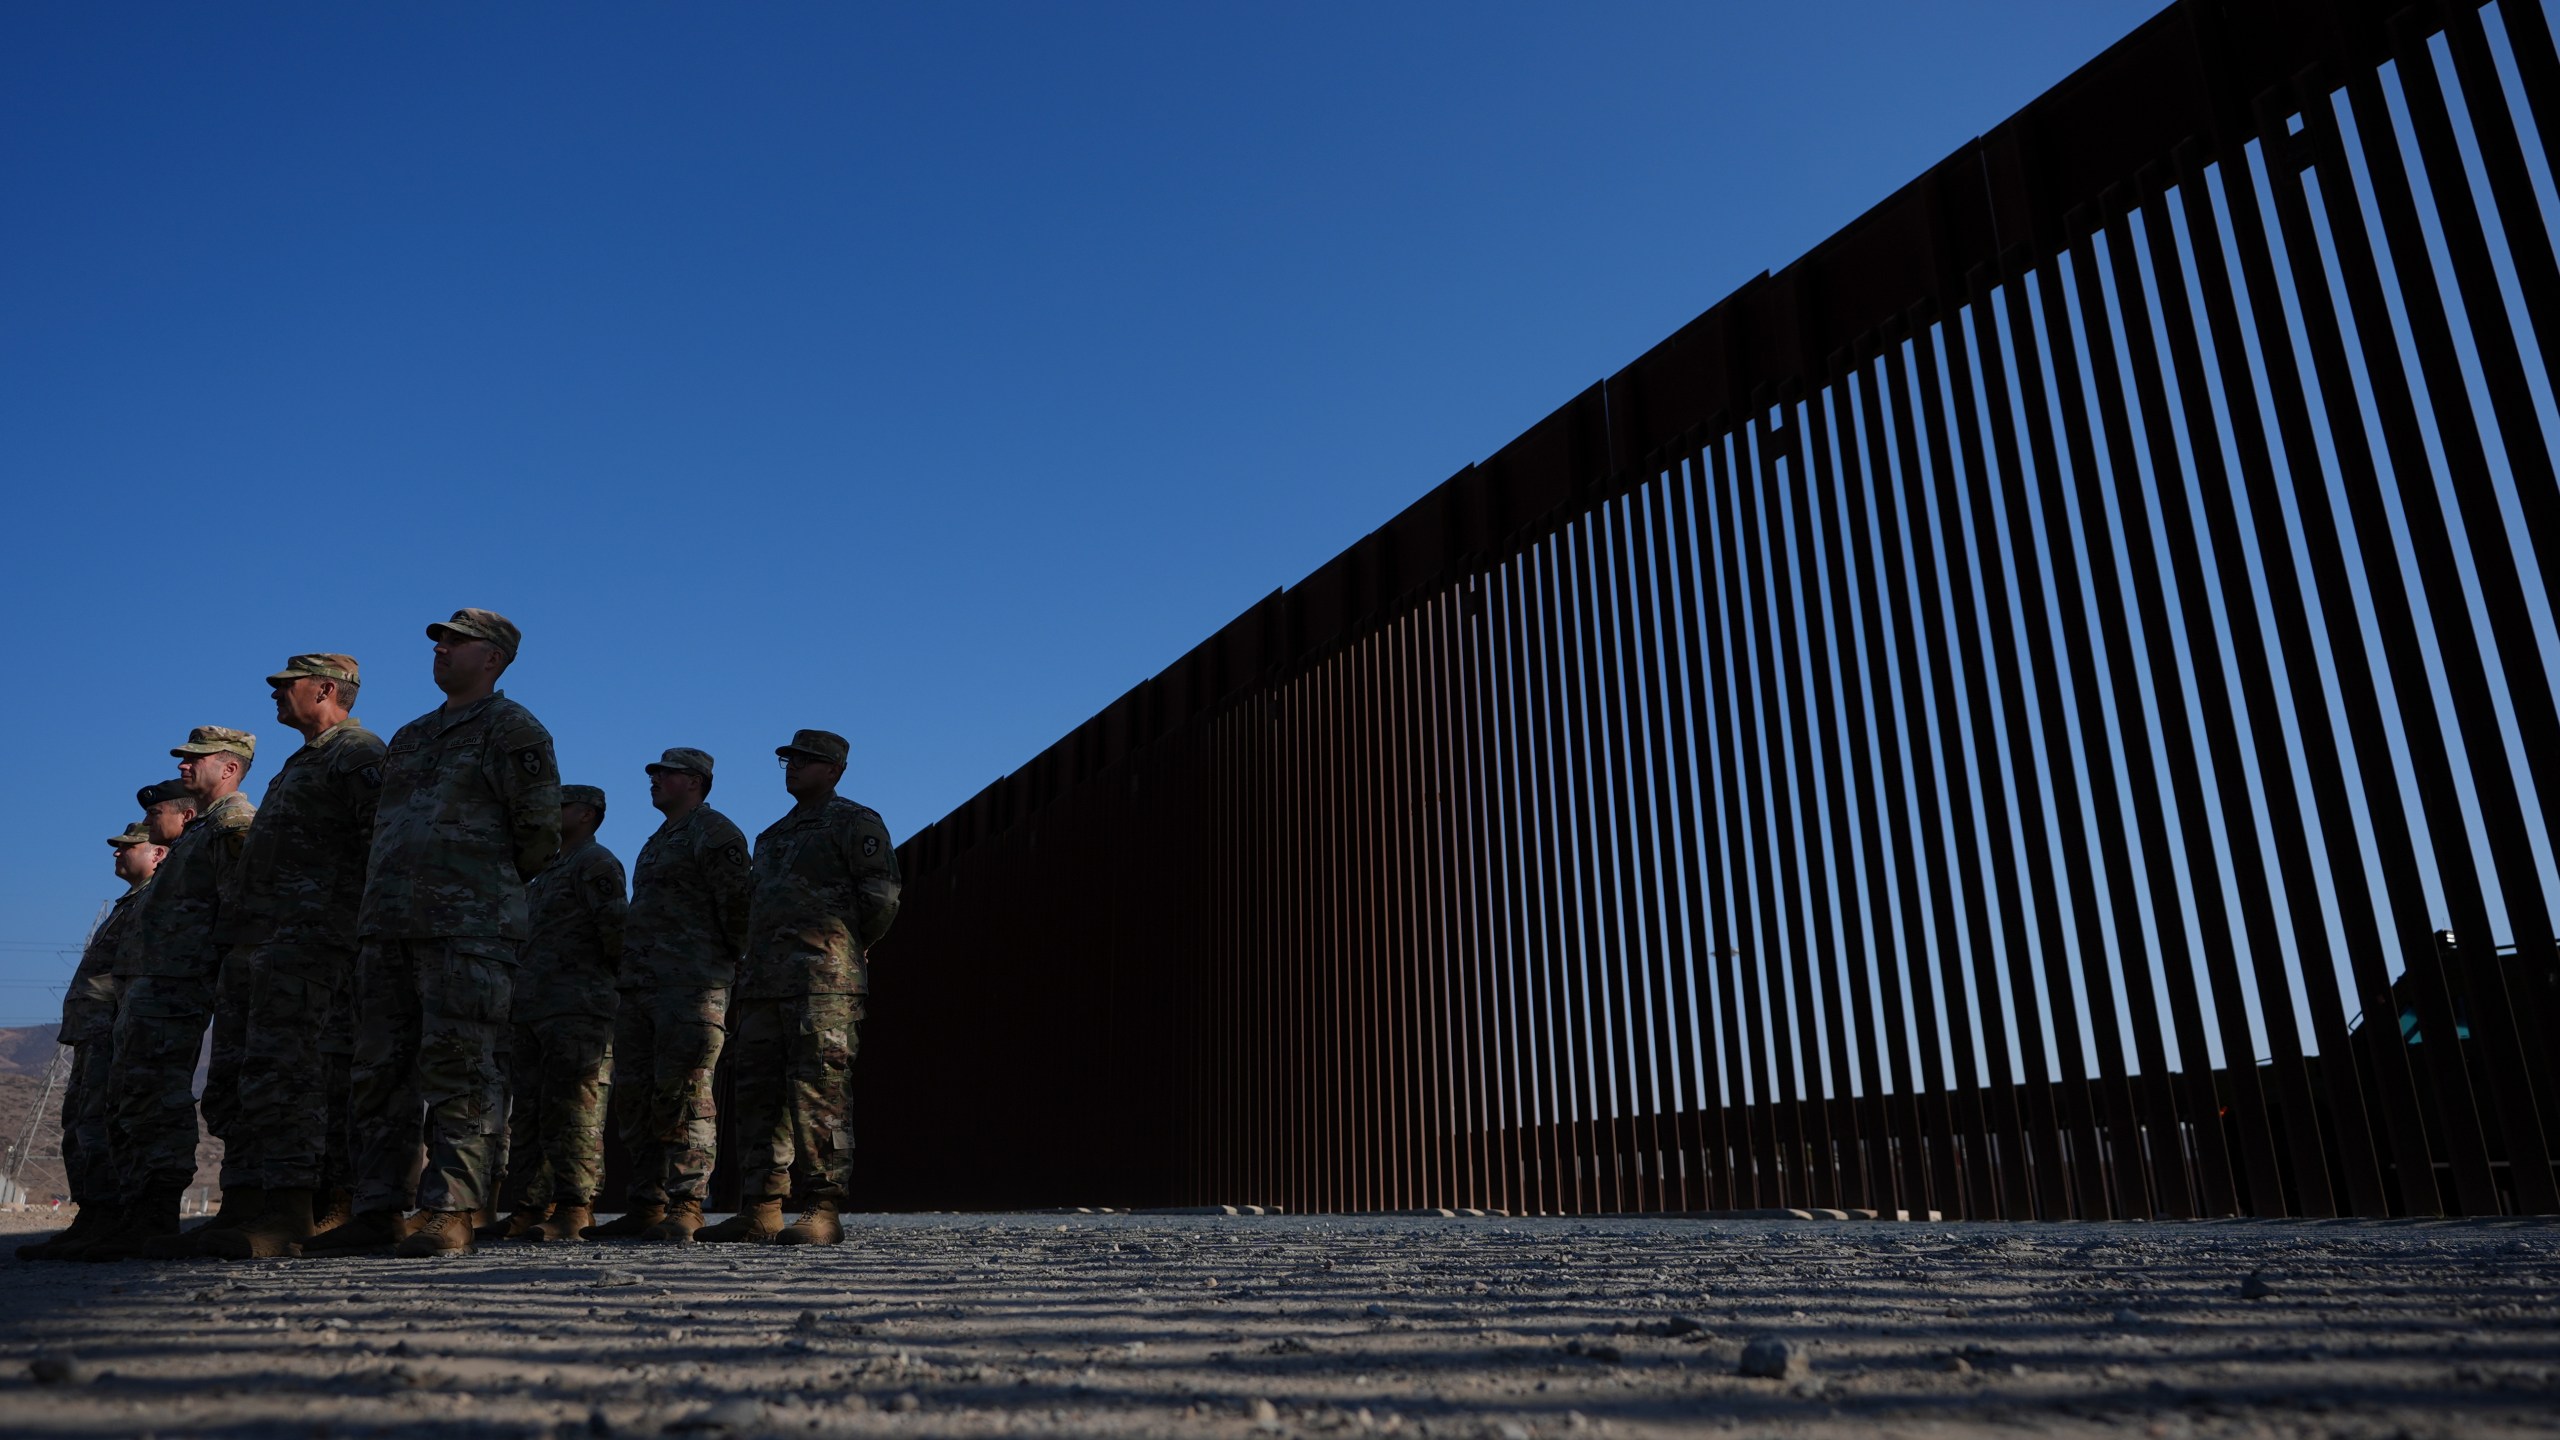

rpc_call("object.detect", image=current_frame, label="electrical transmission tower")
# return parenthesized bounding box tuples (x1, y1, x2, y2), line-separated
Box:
(5, 1043, 70, 1196)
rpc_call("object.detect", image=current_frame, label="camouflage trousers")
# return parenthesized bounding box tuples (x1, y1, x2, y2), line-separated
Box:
(59, 1035, 116, 1204)
(487, 1026, 514, 1206)
(107, 972, 217, 1200)
(350, 938, 513, 1216)
(200, 949, 254, 1149)
(610, 986, 727, 1205)
(730, 993, 863, 1204)
(220, 943, 353, 1190)
(501, 1012, 614, 1207)
(320, 985, 358, 1197)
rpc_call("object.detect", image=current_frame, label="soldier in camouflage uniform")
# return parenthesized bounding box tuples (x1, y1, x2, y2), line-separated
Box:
(192, 655, 387, 1260)
(82, 727, 258, 1262)
(42, 784, 203, 1255)
(589, 748, 750, 1243)
(495, 783, 624, 1243)
(139, 778, 198, 846)
(42, 785, 194, 1262)
(698, 729, 899, 1246)
(19, 824, 163, 1261)
(317, 609, 560, 1259)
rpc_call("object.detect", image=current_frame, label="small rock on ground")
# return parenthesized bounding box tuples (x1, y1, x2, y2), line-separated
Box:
(27, 1351, 87, 1385)
(1740, 1334, 1808, 1379)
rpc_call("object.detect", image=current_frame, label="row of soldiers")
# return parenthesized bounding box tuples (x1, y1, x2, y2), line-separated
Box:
(22, 607, 901, 1261)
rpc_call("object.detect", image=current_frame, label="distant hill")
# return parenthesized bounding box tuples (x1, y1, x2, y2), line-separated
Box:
(0, 1024, 58, 1077)
(0, 1024, 221, 1207)
(0, 1070, 70, 1201)
(0, 1023, 208, 1086)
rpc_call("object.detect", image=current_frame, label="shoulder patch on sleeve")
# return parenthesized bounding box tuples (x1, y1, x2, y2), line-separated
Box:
(589, 869, 620, 901)
(516, 747, 549, 779)
(720, 842, 748, 868)
(356, 762, 384, 789)
(860, 834, 880, 858)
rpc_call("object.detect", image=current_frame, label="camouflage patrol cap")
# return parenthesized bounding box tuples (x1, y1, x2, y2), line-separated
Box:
(171, 726, 256, 762)
(561, 784, 608, 812)
(136, 779, 191, 810)
(266, 653, 361, 688)
(644, 747, 716, 778)
(775, 729, 850, 764)
(108, 822, 152, 848)
(426, 607, 521, 657)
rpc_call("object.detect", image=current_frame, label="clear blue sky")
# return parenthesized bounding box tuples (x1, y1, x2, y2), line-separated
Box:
(0, 1, 2166, 1026)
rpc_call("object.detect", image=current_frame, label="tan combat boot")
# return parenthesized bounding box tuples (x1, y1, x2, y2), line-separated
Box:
(301, 1207, 404, 1253)
(43, 1203, 124, 1262)
(533, 1202, 593, 1242)
(776, 1199, 843, 1246)
(19, 1206, 101, 1261)
(201, 1188, 315, 1260)
(138, 1186, 264, 1259)
(487, 1206, 546, 1241)
(311, 1188, 354, 1235)
(693, 1197, 784, 1244)
(189, 1186, 261, 1236)
(390, 1209, 476, 1257)
(78, 1188, 182, 1262)
(582, 1201, 666, 1240)
(136, 1230, 205, 1260)
(639, 1197, 703, 1243)
(185, 1186, 250, 1227)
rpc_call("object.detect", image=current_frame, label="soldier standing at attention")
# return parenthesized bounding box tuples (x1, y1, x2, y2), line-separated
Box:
(45, 782, 200, 1262)
(698, 730, 899, 1246)
(589, 748, 749, 1243)
(139, 778, 198, 846)
(316, 608, 560, 1258)
(493, 783, 624, 1242)
(195, 655, 386, 1260)
(19, 823, 163, 1261)
(82, 727, 258, 1262)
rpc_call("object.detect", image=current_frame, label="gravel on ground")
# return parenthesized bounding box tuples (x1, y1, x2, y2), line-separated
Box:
(2, 1208, 2555, 1438)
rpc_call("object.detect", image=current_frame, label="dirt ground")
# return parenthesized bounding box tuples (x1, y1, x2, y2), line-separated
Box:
(1, 1208, 2554, 1439)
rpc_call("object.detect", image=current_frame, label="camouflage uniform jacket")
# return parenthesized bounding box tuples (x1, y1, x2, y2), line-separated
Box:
(119, 790, 255, 980)
(620, 804, 752, 992)
(739, 795, 900, 999)
(59, 880, 147, 1043)
(220, 717, 387, 951)
(359, 691, 562, 943)
(516, 838, 628, 1022)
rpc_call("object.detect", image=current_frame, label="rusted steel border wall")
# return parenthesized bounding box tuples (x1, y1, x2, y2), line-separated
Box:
(855, 0, 2560, 1218)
